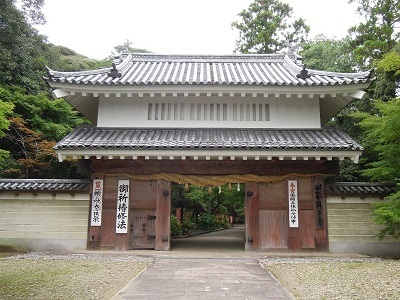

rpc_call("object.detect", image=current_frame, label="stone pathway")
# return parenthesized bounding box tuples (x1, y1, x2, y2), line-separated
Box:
(112, 257, 294, 300)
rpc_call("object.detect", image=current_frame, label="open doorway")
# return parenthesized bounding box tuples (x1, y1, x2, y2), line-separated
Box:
(170, 183, 246, 251)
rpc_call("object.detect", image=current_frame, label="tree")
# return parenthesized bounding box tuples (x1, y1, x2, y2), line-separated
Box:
(300, 35, 357, 72)
(171, 184, 244, 229)
(354, 98, 400, 239)
(0, 0, 50, 92)
(231, 0, 309, 54)
(0, 86, 88, 178)
(0, 98, 14, 163)
(373, 43, 400, 101)
(348, 0, 400, 68)
(354, 98, 400, 182)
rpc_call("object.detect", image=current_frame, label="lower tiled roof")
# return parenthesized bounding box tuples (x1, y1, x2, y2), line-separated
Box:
(54, 126, 363, 152)
(327, 182, 396, 196)
(0, 179, 91, 192)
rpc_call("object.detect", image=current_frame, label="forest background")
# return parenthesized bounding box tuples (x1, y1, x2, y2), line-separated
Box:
(0, 0, 399, 237)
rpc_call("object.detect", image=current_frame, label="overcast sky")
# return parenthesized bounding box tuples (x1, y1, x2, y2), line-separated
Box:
(35, 0, 360, 59)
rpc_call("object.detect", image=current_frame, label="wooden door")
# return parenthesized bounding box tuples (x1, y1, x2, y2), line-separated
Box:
(129, 209, 156, 249)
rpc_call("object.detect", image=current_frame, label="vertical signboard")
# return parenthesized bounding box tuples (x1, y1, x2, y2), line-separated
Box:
(90, 179, 103, 226)
(116, 179, 130, 233)
(314, 178, 325, 229)
(288, 180, 299, 228)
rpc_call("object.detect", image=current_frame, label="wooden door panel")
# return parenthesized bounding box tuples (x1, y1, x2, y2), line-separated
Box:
(259, 210, 288, 250)
(300, 210, 315, 249)
(129, 209, 156, 249)
(100, 209, 116, 247)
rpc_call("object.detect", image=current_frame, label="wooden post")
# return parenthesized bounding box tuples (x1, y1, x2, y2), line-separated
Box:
(245, 182, 259, 251)
(155, 180, 171, 251)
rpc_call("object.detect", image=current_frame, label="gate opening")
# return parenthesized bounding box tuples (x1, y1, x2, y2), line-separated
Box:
(170, 183, 246, 251)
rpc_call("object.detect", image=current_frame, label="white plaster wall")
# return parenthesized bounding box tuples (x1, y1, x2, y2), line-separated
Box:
(0, 192, 90, 251)
(97, 95, 321, 128)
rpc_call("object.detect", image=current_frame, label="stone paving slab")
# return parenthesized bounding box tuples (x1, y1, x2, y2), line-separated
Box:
(111, 258, 295, 300)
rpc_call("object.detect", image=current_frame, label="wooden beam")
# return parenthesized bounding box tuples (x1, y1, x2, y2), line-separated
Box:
(155, 180, 171, 251)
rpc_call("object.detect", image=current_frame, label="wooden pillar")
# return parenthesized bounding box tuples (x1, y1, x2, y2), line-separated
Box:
(155, 180, 171, 251)
(245, 182, 260, 251)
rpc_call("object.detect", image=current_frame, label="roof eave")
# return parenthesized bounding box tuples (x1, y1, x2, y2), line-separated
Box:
(54, 149, 362, 164)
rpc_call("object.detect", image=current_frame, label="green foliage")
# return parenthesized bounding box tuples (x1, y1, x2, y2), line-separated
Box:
(374, 46, 400, 101)
(0, 0, 50, 92)
(170, 215, 196, 236)
(171, 184, 243, 233)
(348, 0, 400, 68)
(0, 98, 14, 138)
(373, 191, 400, 239)
(300, 35, 356, 72)
(198, 214, 230, 230)
(354, 98, 400, 182)
(0, 86, 89, 178)
(48, 45, 112, 71)
(231, 0, 309, 53)
(170, 215, 183, 236)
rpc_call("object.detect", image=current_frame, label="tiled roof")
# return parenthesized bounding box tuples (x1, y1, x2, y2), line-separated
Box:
(0, 179, 91, 192)
(55, 126, 363, 152)
(46, 53, 373, 87)
(327, 182, 396, 196)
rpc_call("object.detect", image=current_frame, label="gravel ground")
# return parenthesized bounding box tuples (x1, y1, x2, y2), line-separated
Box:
(0, 251, 152, 300)
(1, 252, 399, 300)
(261, 257, 400, 300)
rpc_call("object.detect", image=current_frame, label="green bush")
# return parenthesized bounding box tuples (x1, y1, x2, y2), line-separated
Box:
(197, 214, 230, 230)
(373, 191, 400, 239)
(170, 215, 183, 236)
(170, 215, 196, 236)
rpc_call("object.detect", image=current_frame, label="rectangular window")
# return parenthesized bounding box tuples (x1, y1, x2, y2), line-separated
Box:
(223, 104, 227, 121)
(233, 104, 237, 121)
(148, 103, 153, 120)
(154, 103, 159, 120)
(167, 103, 172, 120)
(197, 103, 202, 120)
(161, 103, 166, 120)
(174, 103, 178, 120)
(180, 103, 185, 120)
(190, 103, 195, 120)
(265, 104, 270, 121)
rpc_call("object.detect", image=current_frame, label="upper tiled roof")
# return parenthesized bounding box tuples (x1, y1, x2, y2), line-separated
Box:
(55, 125, 363, 152)
(327, 182, 396, 196)
(46, 53, 373, 87)
(0, 179, 91, 192)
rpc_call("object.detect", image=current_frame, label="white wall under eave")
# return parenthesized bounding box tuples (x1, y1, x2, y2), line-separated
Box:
(96, 95, 321, 128)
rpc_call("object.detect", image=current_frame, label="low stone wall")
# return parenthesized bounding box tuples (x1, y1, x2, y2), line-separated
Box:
(0, 191, 90, 251)
(327, 195, 400, 256)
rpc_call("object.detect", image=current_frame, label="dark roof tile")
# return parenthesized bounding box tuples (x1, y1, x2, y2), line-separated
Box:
(46, 53, 373, 87)
(0, 179, 91, 192)
(54, 126, 363, 152)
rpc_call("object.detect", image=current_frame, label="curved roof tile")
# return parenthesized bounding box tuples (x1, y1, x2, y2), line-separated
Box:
(45, 53, 373, 87)
(54, 125, 363, 152)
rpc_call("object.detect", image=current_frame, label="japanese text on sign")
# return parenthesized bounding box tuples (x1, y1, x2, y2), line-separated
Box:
(314, 179, 325, 229)
(91, 179, 103, 226)
(116, 180, 130, 233)
(288, 180, 299, 228)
